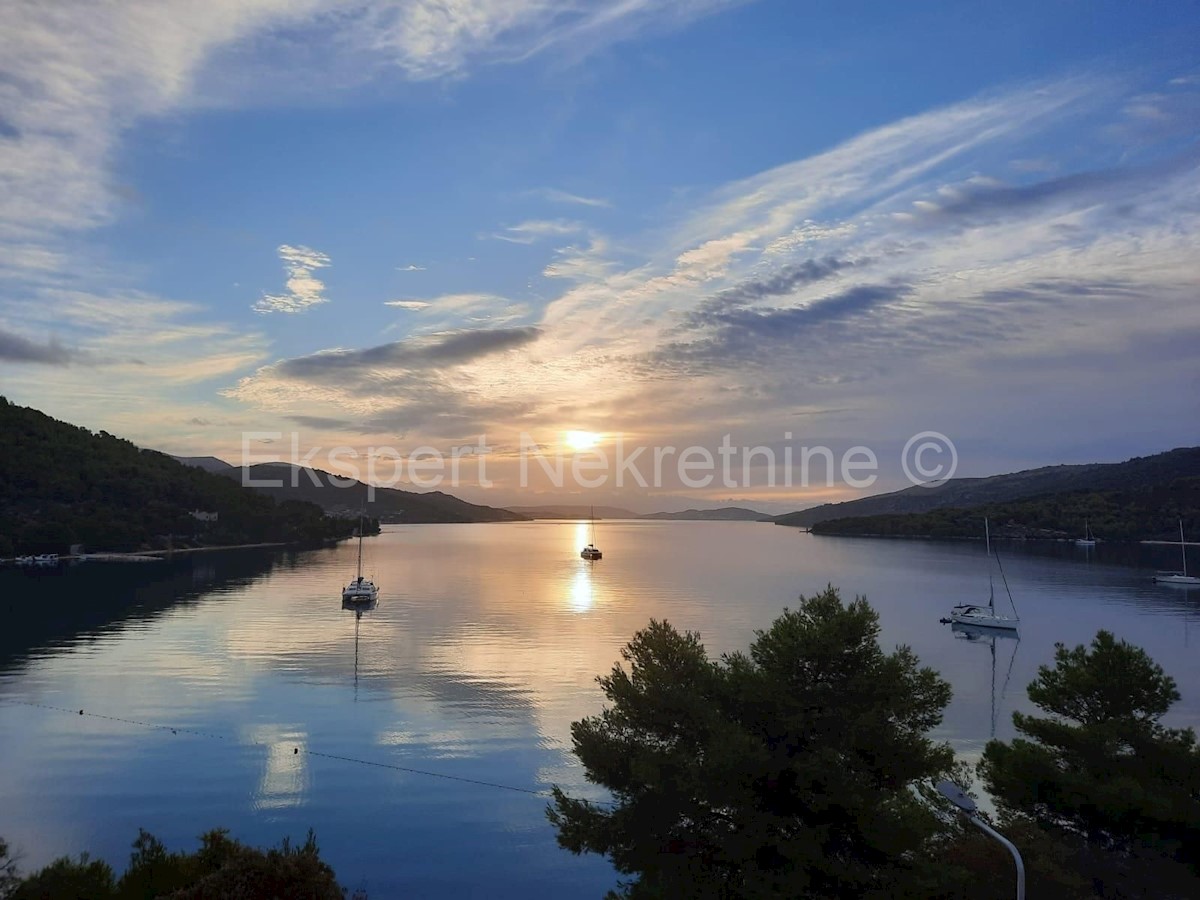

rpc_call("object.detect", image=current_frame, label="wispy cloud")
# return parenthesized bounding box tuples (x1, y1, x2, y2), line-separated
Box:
(385, 300, 433, 310)
(489, 219, 585, 244)
(397, 264, 427, 271)
(253, 244, 331, 315)
(530, 187, 612, 208)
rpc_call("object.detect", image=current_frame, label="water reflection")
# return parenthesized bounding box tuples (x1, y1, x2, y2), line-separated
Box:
(3, 524, 1200, 898)
(950, 623, 1020, 738)
(569, 567, 594, 613)
(342, 596, 378, 695)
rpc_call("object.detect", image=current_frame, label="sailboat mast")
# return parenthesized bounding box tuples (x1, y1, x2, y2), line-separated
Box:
(591, 506, 597, 544)
(357, 511, 364, 578)
(1182, 518, 1189, 578)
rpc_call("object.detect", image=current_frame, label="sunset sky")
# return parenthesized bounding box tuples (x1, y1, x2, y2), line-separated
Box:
(1, 1, 1197, 512)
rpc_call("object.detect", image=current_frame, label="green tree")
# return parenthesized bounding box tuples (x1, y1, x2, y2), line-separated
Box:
(980, 631, 1200, 867)
(9, 853, 115, 899)
(548, 586, 956, 898)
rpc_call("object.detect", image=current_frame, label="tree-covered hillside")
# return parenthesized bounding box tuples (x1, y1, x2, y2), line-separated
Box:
(810, 477, 1200, 541)
(0, 398, 364, 555)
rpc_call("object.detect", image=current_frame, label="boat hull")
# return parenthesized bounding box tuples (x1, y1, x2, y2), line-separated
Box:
(1074, 540, 1096, 547)
(1153, 574, 1200, 585)
(950, 619, 1017, 628)
(580, 549, 602, 560)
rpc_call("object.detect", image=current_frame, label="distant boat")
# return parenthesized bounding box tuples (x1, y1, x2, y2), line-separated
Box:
(33, 553, 59, 566)
(580, 507, 602, 560)
(342, 513, 379, 602)
(1075, 519, 1096, 547)
(14, 555, 34, 566)
(1153, 519, 1199, 585)
(944, 519, 1019, 631)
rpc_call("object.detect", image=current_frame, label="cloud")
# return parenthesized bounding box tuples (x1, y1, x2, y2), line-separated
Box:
(530, 188, 611, 208)
(489, 219, 585, 244)
(704, 255, 860, 308)
(397, 264, 426, 271)
(0, 328, 71, 365)
(253, 244, 331, 315)
(385, 300, 433, 310)
(366, 0, 750, 80)
(896, 150, 1200, 227)
(655, 282, 912, 373)
(276, 326, 541, 383)
(542, 236, 615, 281)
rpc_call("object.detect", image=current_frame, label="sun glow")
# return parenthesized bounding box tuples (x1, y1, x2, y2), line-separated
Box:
(564, 430, 600, 451)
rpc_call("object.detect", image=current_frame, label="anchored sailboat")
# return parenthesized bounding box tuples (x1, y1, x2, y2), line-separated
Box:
(342, 512, 379, 602)
(1075, 519, 1096, 547)
(580, 507, 602, 560)
(1153, 519, 1199, 585)
(943, 518, 1020, 631)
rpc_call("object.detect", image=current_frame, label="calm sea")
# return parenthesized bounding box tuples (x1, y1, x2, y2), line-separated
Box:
(2, 522, 1197, 897)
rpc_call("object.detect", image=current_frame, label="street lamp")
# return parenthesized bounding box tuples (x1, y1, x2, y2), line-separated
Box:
(936, 780, 1025, 900)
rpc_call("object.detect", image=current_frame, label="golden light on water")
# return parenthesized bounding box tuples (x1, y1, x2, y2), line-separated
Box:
(563, 430, 600, 451)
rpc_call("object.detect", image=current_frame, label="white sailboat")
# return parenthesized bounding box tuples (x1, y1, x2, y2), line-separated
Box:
(1153, 519, 1199, 585)
(1075, 519, 1096, 547)
(342, 513, 379, 602)
(580, 506, 602, 560)
(945, 518, 1020, 630)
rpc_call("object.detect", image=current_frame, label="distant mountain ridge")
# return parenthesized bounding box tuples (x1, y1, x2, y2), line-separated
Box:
(172, 457, 525, 523)
(506, 505, 641, 519)
(774, 447, 1200, 528)
(641, 507, 770, 521)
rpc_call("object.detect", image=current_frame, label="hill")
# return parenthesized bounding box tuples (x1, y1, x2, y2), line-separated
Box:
(506, 505, 640, 519)
(170, 455, 235, 473)
(224, 464, 527, 523)
(775, 447, 1200, 528)
(809, 476, 1200, 542)
(640, 507, 771, 521)
(0, 399, 360, 555)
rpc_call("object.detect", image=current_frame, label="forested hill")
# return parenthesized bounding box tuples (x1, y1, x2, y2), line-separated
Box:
(0, 398, 362, 555)
(776, 447, 1200, 528)
(810, 476, 1200, 541)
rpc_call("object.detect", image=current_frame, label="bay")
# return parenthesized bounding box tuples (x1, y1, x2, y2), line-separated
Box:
(1, 521, 1198, 897)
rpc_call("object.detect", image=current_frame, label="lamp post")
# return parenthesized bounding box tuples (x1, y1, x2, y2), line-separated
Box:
(936, 780, 1025, 900)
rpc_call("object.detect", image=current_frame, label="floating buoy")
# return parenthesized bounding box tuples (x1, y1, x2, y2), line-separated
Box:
(79, 709, 84, 715)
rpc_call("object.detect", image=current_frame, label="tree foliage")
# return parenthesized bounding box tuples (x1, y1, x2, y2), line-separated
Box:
(810, 478, 1200, 542)
(0, 397, 366, 554)
(980, 631, 1200, 871)
(548, 586, 957, 898)
(3, 827, 344, 899)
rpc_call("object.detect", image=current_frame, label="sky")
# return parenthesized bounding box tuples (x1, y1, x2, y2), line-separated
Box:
(1, 0, 1198, 513)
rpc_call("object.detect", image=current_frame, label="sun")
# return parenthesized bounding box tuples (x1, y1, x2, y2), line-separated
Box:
(564, 430, 601, 451)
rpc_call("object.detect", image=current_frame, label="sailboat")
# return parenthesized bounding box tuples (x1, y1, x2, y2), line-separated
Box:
(580, 506, 602, 560)
(1153, 519, 1199, 585)
(1075, 519, 1096, 547)
(342, 512, 379, 601)
(944, 518, 1020, 630)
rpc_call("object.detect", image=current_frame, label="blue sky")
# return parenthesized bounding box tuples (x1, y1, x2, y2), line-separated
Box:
(1, 1, 1198, 511)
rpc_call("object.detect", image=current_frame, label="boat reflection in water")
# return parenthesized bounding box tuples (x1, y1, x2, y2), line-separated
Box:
(951, 622, 1020, 738)
(343, 596, 378, 695)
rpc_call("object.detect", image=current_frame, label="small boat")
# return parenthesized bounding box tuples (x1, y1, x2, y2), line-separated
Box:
(14, 555, 34, 566)
(580, 506, 602, 560)
(33, 553, 59, 566)
(943, 519, 1019, 630)
(342, 514, 379, 602)
(1074, 519, 1096, 547)
(1153, 519, 1199, 585)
